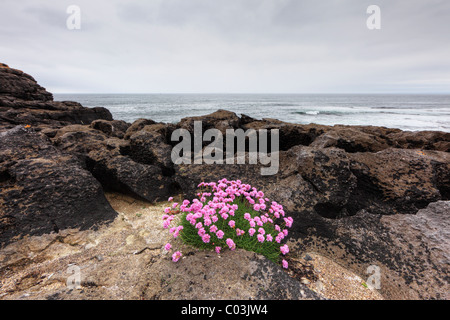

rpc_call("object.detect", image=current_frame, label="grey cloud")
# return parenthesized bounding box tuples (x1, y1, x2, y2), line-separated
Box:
(0, 0, 449, 93)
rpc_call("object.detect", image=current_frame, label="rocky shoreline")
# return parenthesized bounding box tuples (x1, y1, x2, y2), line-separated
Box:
(1, 64, 449, 299)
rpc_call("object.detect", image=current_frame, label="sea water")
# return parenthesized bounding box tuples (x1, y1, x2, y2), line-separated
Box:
(53, 94, 450, 132)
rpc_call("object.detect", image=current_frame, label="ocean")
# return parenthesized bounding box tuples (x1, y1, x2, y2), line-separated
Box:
(53, 94, 450, 132)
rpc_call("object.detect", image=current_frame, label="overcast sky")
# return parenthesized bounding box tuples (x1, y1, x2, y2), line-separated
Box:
(1, 0, 450, 93)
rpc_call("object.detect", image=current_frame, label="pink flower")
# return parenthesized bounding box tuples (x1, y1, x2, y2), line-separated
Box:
(163, 219, 172, 229)
(248, 228, 256, 237)
(210, 225, 218, 233)
(228, 220, 235, 228)
(216, 230, 224, 239)
(280, 244, 289, 255)
(244, 213, 251, 220)
(197, 228, 206, 237)
(164, 243, 172, 251)
(284, 217, 293, 228)
(215, 246, 221, 254)
(266, 234, 273, 242)
(202, 234, 211, 243)
(258, 228, 265, 235)
(249, 220, 256, 228)
(168, 197, 174, 202)
(164, 207, 171, 214)
(253, 204, 261, 211)
(226, 238, 236, 251)
(172, 203, 178, 208)
(257, 234, 265, 243)
(172, 251, 182, 262)
(282, 259, 288, 269)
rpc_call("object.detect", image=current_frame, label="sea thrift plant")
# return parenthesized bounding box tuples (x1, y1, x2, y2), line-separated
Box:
(162, 179, 293, 268)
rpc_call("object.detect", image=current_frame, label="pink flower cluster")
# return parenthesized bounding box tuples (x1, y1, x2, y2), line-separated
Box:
(162, 179, 293, 270)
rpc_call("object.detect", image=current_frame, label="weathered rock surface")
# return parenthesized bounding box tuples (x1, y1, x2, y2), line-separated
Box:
(0, 194, 321, 300)
(0, 66, 52, 102)
(0, 65, 112, 131)
(0, 127, 117, 246)
(90, 119, 130, 139)
(290, 201, 450, 300)
(51, 124, 179, 202)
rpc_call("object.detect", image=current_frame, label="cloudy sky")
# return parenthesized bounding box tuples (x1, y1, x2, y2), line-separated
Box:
(1, 0, 449, 93)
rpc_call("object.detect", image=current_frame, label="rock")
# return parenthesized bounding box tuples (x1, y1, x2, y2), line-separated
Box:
(0, 195, 321, 300)
(279, 146, 357, 218)
(0, 126, 117, 246)
(309, 126, 392, 152)
(388, 130, 450, 152)
(243, 120, 328, 151)
(152, 250, 321, 300)
(90, 119, 131, 139)
(290, 201, 450, 300)
(304, 254, 313, 261)
(300, 278, 311, 285)
(178, 109, 241, 135)
(0, 65, 112, 131)
(174, 155, 279, 202)
(89, 154, 176, 202)
(52, 124, 179, 202)
(0, 66, 53, 101)
(126, 123, 175, 172)
(348, 148, 449, 215)
(124, 118, 157, 139)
